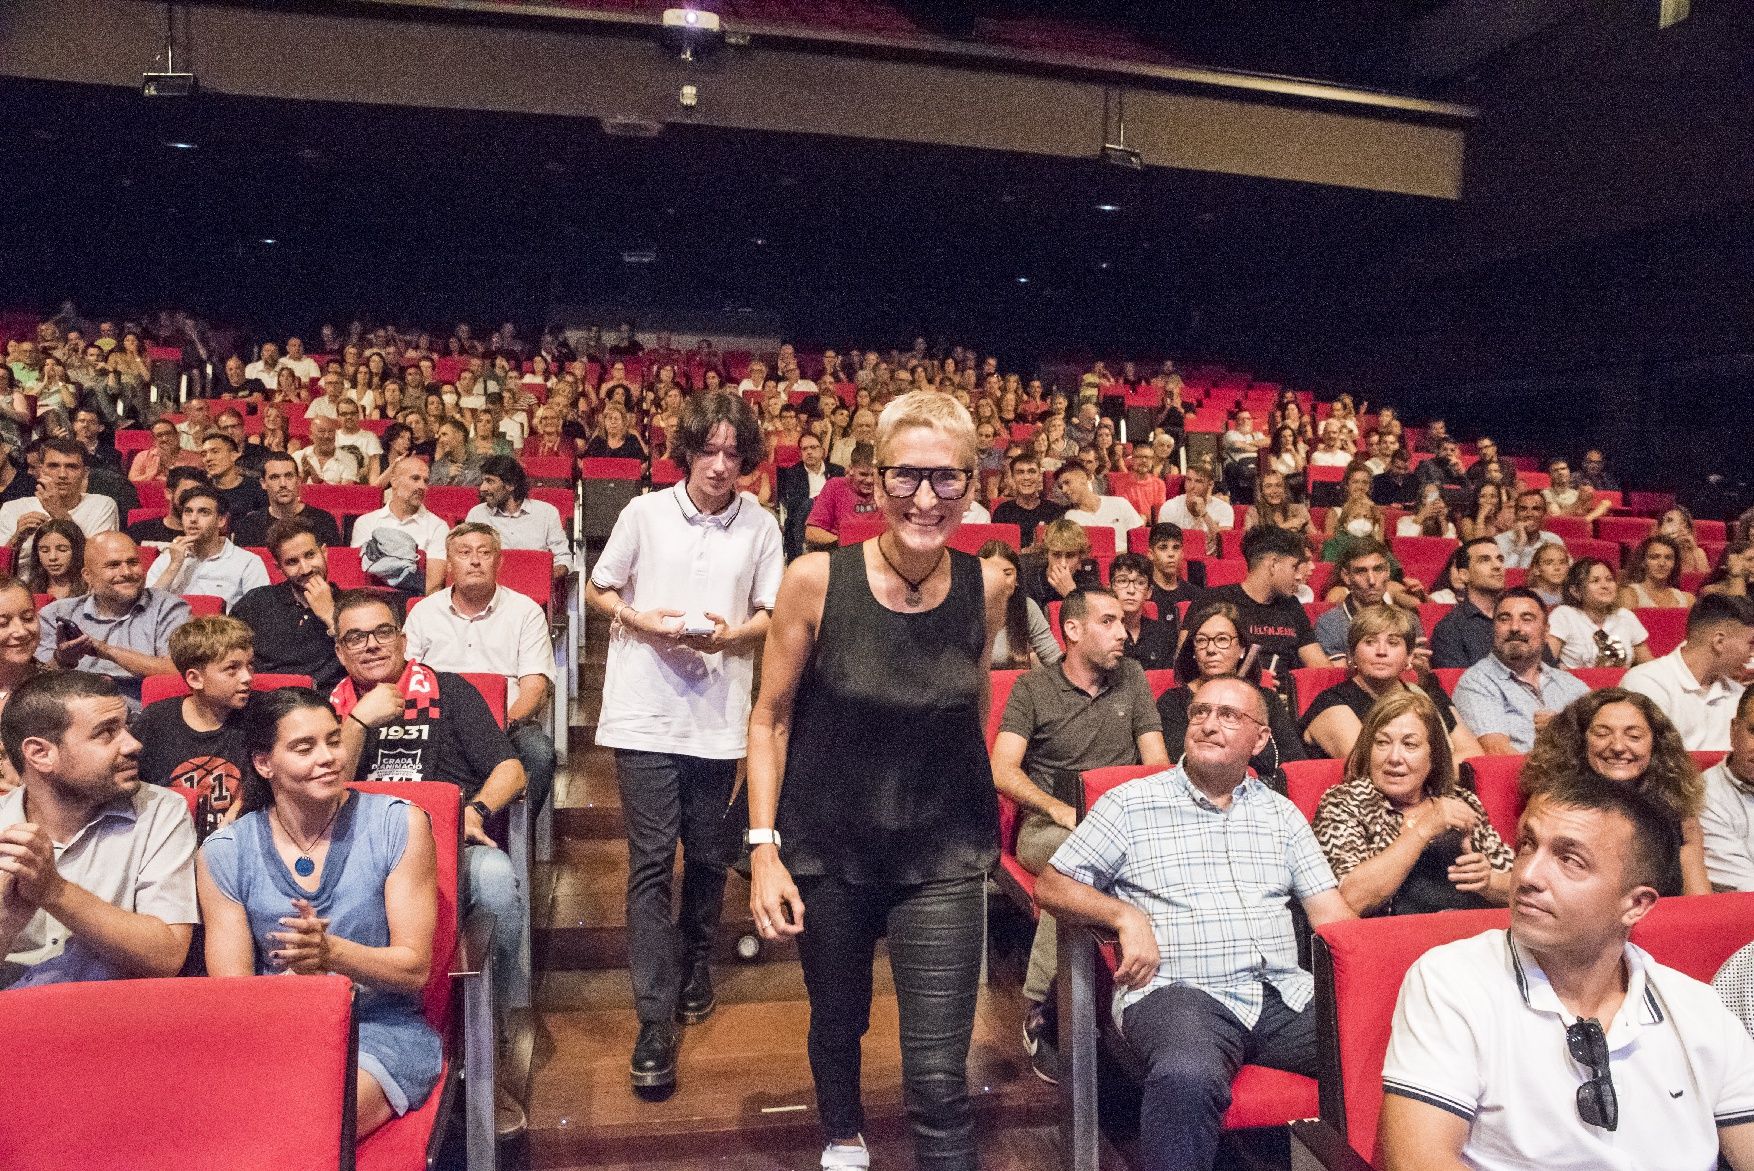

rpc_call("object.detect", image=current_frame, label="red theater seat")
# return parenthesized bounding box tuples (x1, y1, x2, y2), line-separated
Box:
(1461, 754, 1526, 843)
(1544, 515, 1591, 542)
(141, 671, 315, 707)
(183, 593, 225, 618)
(1291, 666, 1348, 718)
(1635, 607, 1688, 656)
(1567, 666, 1626, 690)
(1284, 757, 1347, 822)
(1596, 515, 1656, 544)
(0, 974, 356, 1171)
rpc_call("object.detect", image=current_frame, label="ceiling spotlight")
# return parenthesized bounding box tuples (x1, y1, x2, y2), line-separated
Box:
(259, 238, 277, 245)
(165, 141, 197, 150)
(1016, 277, 1030, 284)
(1095, 203, 1120, 212)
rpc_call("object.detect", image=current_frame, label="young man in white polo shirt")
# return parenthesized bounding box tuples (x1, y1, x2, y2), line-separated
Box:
(0, 438, 119, 547)
(1622, 594, 1754, 752)
(403, 522, 557, 814)
(149, 485, 269, 609)
(1380, 780, 1754, 1171)
(585, 392, 783, 1094)
(351, 455, 448, 594)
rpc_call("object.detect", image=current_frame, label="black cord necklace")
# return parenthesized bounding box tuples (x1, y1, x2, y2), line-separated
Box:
(274, 796, 346, 878)
(876, 535, 946, 607)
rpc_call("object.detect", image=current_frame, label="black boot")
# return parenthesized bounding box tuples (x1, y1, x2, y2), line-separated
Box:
(677, 958, 717, 1024)
(630, 1021, 679, 1090)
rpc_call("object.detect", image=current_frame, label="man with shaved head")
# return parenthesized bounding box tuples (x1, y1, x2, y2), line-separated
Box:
(1035, 675, 1357, 1170)
(37, 532, 189, 710)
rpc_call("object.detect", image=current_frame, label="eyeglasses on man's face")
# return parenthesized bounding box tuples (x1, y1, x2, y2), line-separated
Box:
(1186, 701, 1265, 730)
(337, 623, 400, 651)
(878, 466, 973, 500)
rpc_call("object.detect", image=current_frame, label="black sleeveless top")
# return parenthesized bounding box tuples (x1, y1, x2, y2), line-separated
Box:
(778, 543, 998, 885)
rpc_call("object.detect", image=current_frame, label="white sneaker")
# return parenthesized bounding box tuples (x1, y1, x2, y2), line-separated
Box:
(821, 1136, 870, 1169)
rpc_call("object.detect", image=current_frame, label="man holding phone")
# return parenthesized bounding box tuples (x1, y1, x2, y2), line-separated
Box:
(38, 533, 188, 712)
(585, 391, 783, 1093)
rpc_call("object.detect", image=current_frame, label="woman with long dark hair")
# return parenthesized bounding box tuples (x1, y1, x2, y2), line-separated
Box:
(196, 688, 442, 1137)
(748, 391, 1010, 1170)
(978, 539, 1059, 669)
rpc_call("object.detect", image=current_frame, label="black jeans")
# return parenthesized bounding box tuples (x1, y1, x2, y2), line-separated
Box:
(795, 874, 985, 1170)
(1121, 981, 1317, 1171)
(615, 749, 742, 1024)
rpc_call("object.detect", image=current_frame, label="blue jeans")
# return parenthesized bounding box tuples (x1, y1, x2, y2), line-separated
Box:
(509, 722, 555, 815)
(465, 843, 529, 1010)
(1121, 982, 1316, 1171)
(796, 874, 985, 1170)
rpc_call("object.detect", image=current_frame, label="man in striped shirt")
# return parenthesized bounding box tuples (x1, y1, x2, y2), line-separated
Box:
(1036, 675, 1355, 1171)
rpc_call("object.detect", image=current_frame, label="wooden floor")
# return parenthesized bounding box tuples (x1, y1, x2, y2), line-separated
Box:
(520, 610, 1059, 1171)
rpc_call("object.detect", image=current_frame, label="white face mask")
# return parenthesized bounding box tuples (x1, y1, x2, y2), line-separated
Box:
(1346, 517, 1375, 537)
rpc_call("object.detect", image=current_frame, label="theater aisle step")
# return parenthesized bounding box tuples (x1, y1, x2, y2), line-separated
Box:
(527, 949, 1057, 1168)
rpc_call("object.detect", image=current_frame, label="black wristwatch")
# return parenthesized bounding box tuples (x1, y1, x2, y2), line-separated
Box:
(468, 799, 494, 821)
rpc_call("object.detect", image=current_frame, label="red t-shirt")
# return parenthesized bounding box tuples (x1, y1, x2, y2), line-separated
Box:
(806, 476, 878, 535)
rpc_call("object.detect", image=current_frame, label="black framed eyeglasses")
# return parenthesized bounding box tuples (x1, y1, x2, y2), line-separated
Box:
(1566, 1017, 1618, 1131)
(337, 623, 401, 651)
(878, 465, 973, 500)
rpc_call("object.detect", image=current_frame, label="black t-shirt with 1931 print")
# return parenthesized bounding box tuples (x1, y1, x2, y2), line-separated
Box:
(355, 670, 515, 799)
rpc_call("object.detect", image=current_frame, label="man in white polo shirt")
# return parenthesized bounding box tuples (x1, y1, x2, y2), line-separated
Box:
(351, 455, 448, 594)
(468, 455, 572, 579)
(1622, 594, 1754, 751)
(1379, 779, 1754, 1171)
(149, 485, 269, 609)
(585, 391, 783, 1095)
(1156, 460, 1233, 557)
(1057, 463, 1144, 548)
(403, 521, 556, 814)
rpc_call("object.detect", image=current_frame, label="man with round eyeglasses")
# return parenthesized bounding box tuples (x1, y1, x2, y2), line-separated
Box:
(1035, 676, 1355, 1170)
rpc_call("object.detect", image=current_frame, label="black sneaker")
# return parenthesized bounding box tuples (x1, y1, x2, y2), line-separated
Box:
(1023, 1000, 1060, 1084)
(630, 1021, 680, 1089)
(677, 959, 716, 1024)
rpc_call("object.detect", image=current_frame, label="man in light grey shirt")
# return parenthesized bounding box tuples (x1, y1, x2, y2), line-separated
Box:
(0, 672, 196, 989)
(1703, 688, 1754, 891)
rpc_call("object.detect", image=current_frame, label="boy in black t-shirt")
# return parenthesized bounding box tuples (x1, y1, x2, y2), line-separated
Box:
(127, 465, 210, 547)
(1146, 522, 1206, 621)
(135, 615, 255, 836)
(1205, 525, 1327, 676)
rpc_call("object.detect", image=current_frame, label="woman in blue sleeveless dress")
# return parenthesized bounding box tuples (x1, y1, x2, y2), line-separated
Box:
(197, 687, 442, 1137)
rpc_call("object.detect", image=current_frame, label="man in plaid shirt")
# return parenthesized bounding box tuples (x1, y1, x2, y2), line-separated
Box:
(1036, 675, 1357, 1171)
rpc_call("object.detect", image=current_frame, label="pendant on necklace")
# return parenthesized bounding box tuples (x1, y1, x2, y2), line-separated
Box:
(904, 586, 923, 607)
(294, 855, 316, 878)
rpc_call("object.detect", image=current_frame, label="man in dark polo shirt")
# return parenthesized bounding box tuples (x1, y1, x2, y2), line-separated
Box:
(990, 586, 1169, 1082)
(1205, 525, 1328, 676)
(227, 517, 346, 691)
(1430, 536, 1506, 669)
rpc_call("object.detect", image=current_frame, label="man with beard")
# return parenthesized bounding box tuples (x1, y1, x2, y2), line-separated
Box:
(466, 455, 572, 579)
(229, 517, 348, 691)
(1453, 589, 1589, 755)
(0, 672, 196, 987)
(230, 453, 342, 550)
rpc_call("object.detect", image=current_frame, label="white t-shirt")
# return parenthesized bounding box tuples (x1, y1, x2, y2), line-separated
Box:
(1384, 928, 1754, 1171)
(1700, 761, 1754, 893)
(1396, 516, 1457, 539)
(404, 585, 555, 711)
(1623, 649, 1746, 751)
(350, 505, 450, 566)
(156, 539, 270, 609)
(335, 426, 383, 460)
(0, 494, 119, 546)
(591, 484, 783, 759)
(1157, 494, 1235, 530)
(1064, 496, 1144, 546)
(279, 356, 321, 381)
(1310, 448, 1354, 468)
(1547, 605, 1649, 669)
(300, 448, 363, 485)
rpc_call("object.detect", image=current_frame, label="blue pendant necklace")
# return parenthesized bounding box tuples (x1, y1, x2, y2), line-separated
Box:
(273, 797, 345, 878)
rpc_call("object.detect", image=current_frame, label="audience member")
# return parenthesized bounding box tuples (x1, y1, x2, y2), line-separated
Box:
(1145, 522, 1205, 616)
(0, 671, 196, 987)
(1621, 593, 1754, 750)
(1315, 539, 1407, 661)
(1619, 534, 1696, 609)
(148, 486, 269, 609)
(1657, 507, 1714, 576)
(1109, 552, 1176, 668)
(1520, 688, 1710, 894)
(404, 523, 556, 814)
(127, 465, 207, 547)
(230, 452, 343, 549)
(134, 615, 254, 829)
(38, 533, 187, 709)
(1313, 689, 1511, 914)
(1036, 675, 1354, 1171)
(1429, 537, 1507, 669)
(1303, 604, 1481, 760)
(1157, 598, 1304, 778)
(1575, 447, 1619, 492)
(1205, 525, 1327, 673)
(17, 516, 85, 602)
(1244, 469, 1312, 537)
(351, 456, 448, 595)
(1543, 456, 1609, 521)
(1415, 438, 1469, 509)
(1702, 538, 1754, 598)
(1157, 461, 1233, 557)
(467, 455, 572, 579)
(777, 432, 842, 562)
(1496, 489, 1565, 570)
(1378, 781, 1754, 1171)
(588, 392, 782, 1093)
(981, 540, 1059, 668)
(1056, 464, 1142, 546)
(803, 441, 878, 550)
(198, 688, 442, 1138)
(990, 586, 1168, 1083)
(199, 434, 267, 517)
(299, 417, 364, 485)
(0, 438, 119, 547)
(230, 518, 347, 691)
(1452, 588, 1590, 754)
(1526, 540, 1570, 608)
(1702, 687, 1754, 890)
(1020, 518, 1100, 608)
(991, 453, 1068, 548)
(1546, 556, 1651, 668)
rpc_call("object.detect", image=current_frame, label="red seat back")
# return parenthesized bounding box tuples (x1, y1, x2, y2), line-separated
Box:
(1462, 753, 1526, 842)
(949, 522, 1023, 554)
(1635, 608, 1688, 656)
(1544, 515, 1591, 542)
(496, 548, 555, 610)
(1203, 559, 1247, 588)
(141, 672, 315, 707)
(1284, 758, 1347, 822)
(1568, 667, 1626, 690)
(580, 457, 643, 480)
(0, 974, 356, 1171)
(1567, 536, 1621, 567)
(352, 781, 460, 1033)
(1291, 666, 1349, 718)
(1079, 526, 1117, 559)
(423, 485, 476, 525)
(838, 513, 886, 545)
(1430, 667, 1465, 696)
(521, 454, 575, 482)
(1082, 763, 1164, 808)
(1596, 516, 1655, 545)
(458, 671, 508, 729)
(301, 483, 382, 518)
(987, 669, 1023, 751)
(183, 594, 225, 618)
(1415, 602, 1453, 640)
(1144, 670, 1178, 699)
